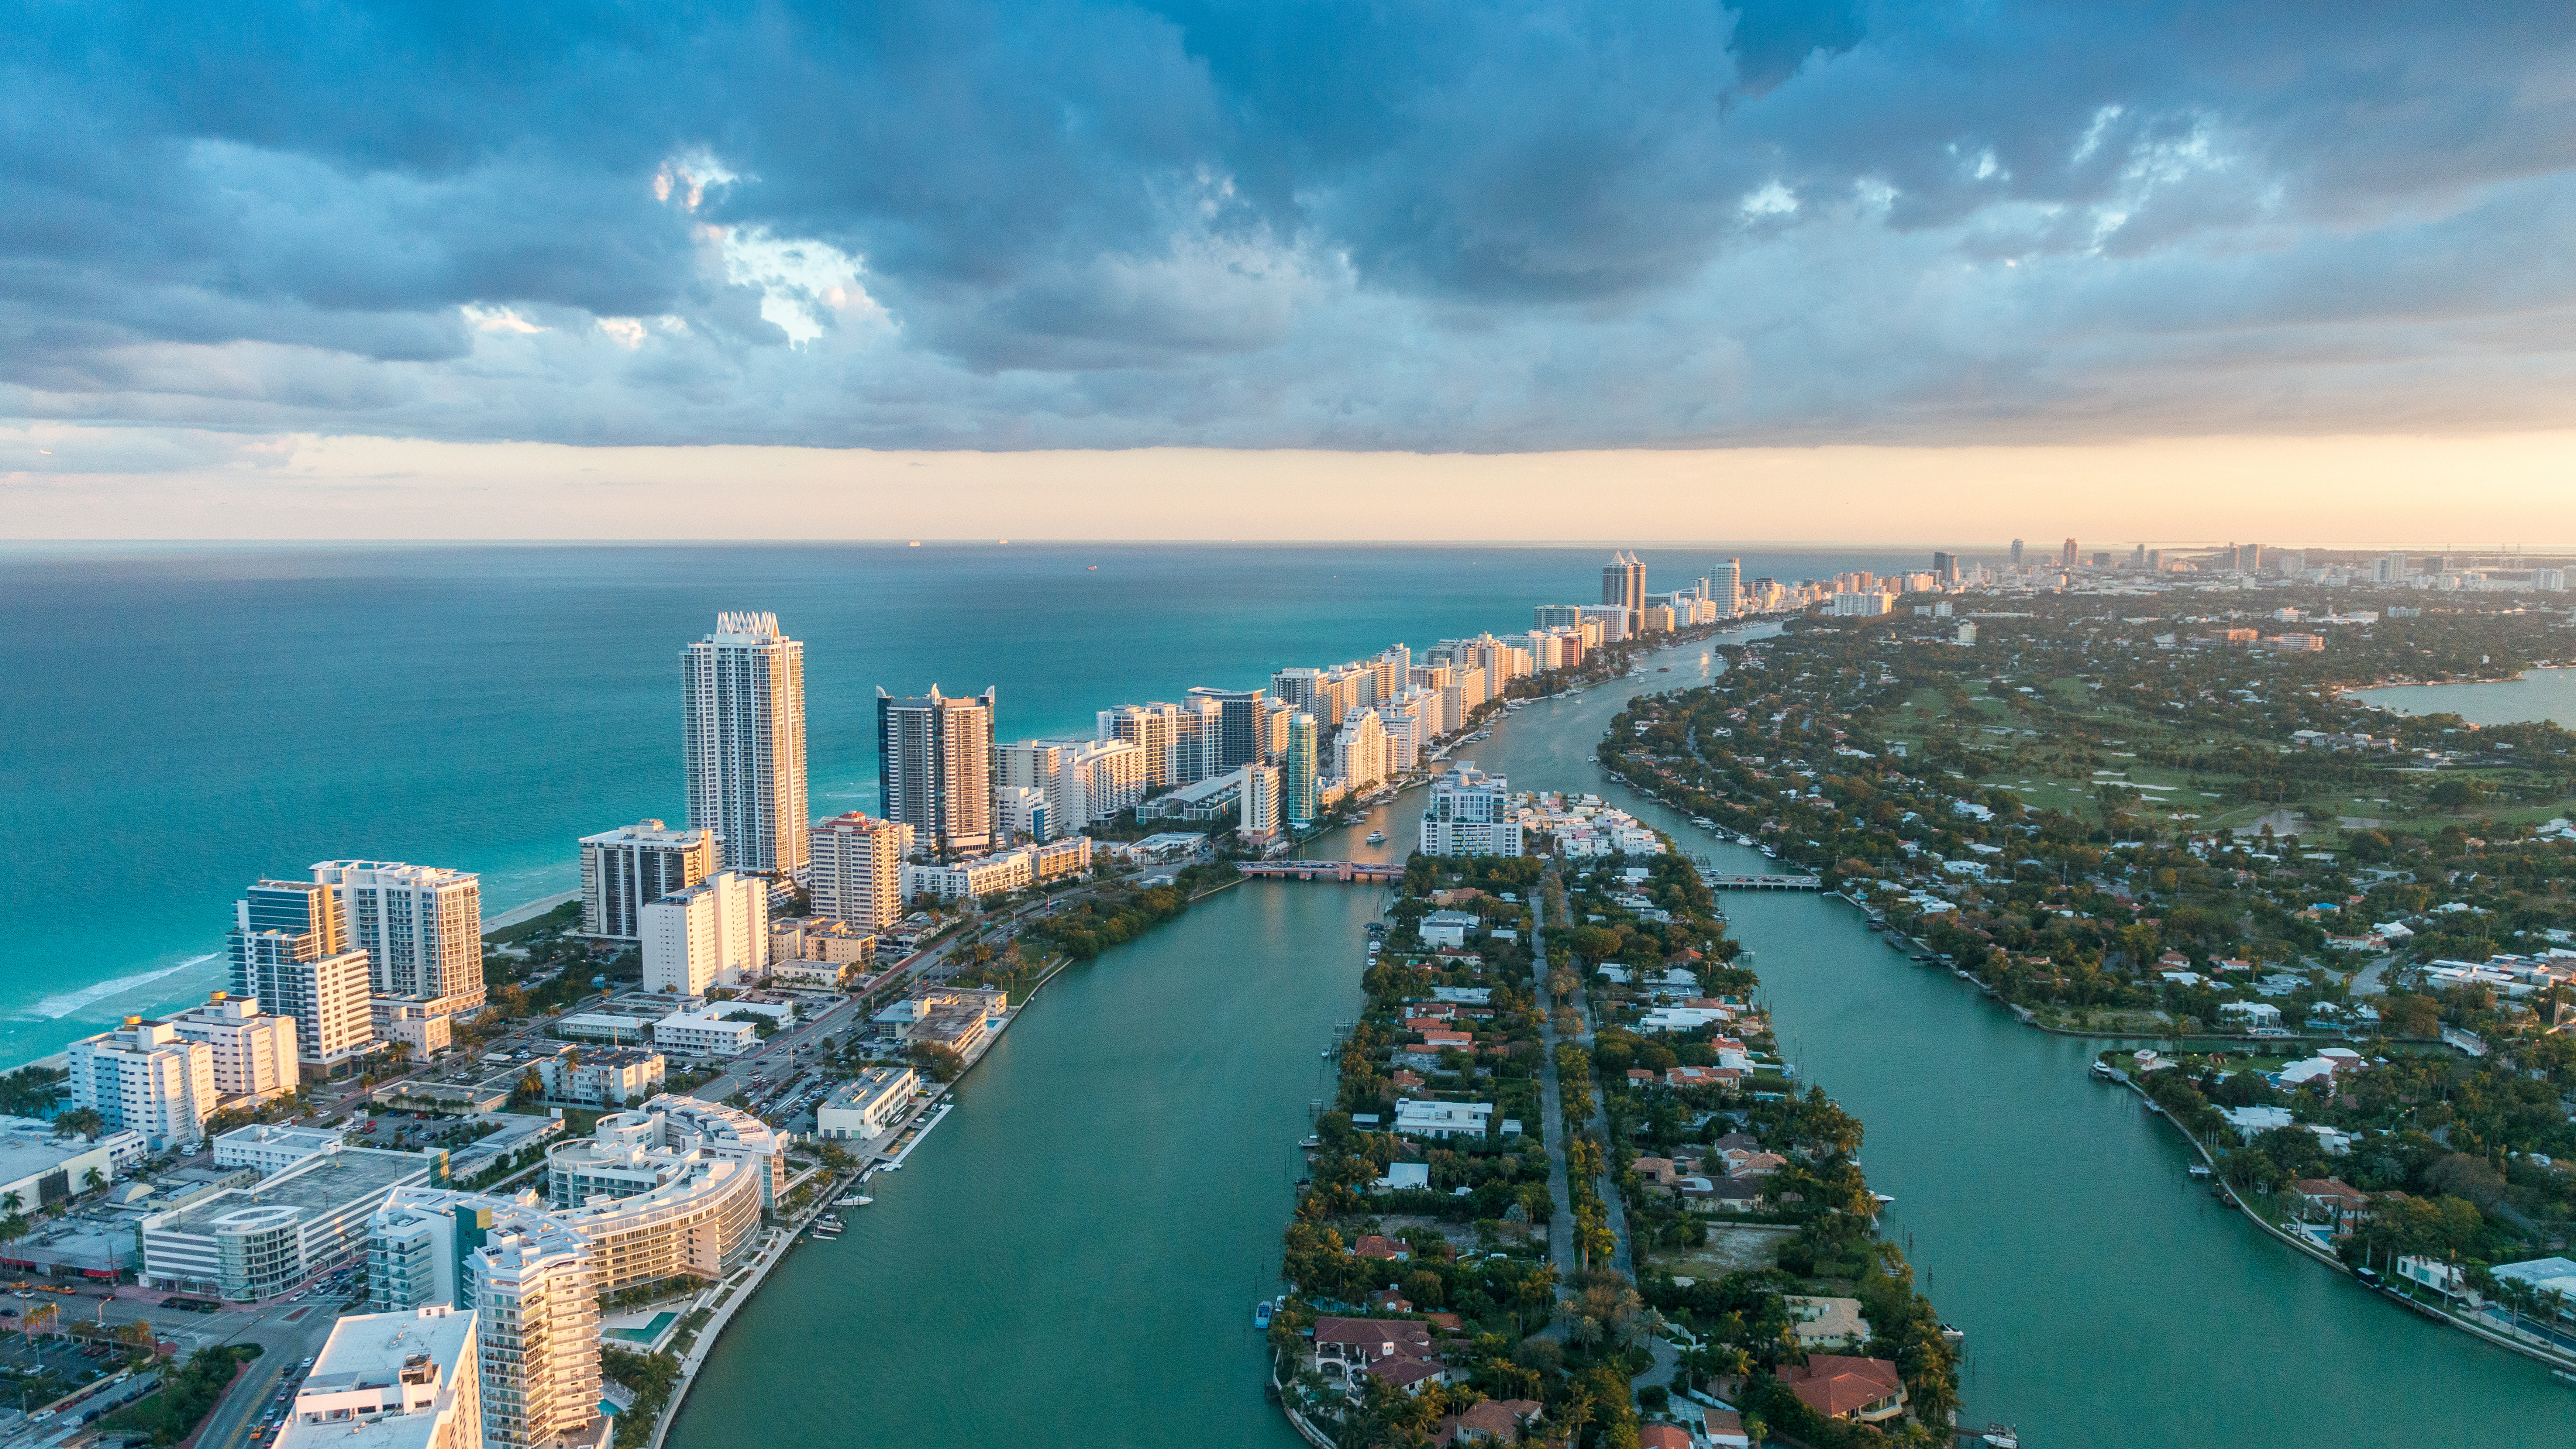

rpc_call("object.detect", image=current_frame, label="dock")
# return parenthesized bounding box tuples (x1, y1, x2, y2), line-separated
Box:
(1702, 873, 1822, 890)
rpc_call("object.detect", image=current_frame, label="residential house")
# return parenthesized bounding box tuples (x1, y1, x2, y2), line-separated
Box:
(1785, 1355, 1908, 1424)
(1433, 1398, 1543, 1446)
(1785, 1295, 1872, 1350)
(2292, 1178, 2371, 1232)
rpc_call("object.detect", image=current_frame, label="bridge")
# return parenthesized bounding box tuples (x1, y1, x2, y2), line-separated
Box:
(1703, 873, 1823, 890)
(1237, 860, 1408, 884)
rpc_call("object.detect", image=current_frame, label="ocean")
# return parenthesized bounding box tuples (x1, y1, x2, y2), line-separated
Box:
(0, 541, 1919, 1068)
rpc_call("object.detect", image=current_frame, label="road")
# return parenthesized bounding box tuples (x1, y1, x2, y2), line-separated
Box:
(3, 1291, 338, 1449)
(1525, 885, 1576, 1309)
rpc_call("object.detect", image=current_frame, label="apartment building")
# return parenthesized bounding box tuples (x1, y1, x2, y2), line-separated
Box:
(808, 812, 911, 932)
(311, 861, 486, 1014)
(577, 820, 715, 940)
(640, 871, 768, 996)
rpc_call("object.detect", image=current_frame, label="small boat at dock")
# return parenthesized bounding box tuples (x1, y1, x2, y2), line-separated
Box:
(1253, 1300, 1275, 1329)
(2089, 1060, 2115, 1081)
(835, 1195, 873, 1207)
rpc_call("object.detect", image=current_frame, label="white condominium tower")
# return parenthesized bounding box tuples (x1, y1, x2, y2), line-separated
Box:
(466, 1222, 602, 1449)
(684, 612, 810, 878)
(809, 812, 911, 932)
(169, 993, 301, 1101)
(312, 861, 487, 1014)
(228, 878, 379, 1069)
(878, 685, 996, 858)
(66, 1018, 214, 1150)
(578, 819, 716, 940)
(641, 871, 770, 996)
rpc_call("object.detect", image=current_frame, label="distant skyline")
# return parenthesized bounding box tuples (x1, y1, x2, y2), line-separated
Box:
(6, 4, 2575, 535)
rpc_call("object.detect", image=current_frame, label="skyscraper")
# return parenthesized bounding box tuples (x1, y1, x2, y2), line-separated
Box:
(878, 685, 996, 857)
(1714, 558, 1741, 615)
(683, 612, 809, 878)
(1186, 687, 1267, 774)
(578, 820, 716, 941)
(311, 861, 486, 1013)
(2010, 538, 2025, 566)
(228, 879, 378, 1068)
(1600, 551, 1646, 625)
(2060, 537, 2078, 567)
(1284, 712, 1319, 824)
(809, 812, 911, 932)
(1930, 551, 1957, 586)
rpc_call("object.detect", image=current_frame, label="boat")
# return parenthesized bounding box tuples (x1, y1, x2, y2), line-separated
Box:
(1297, 1136, 1322, 1150)
(1365, 831, 1385, 845)
(2089, 1060, 2115, 1081)
(1939, 1323, 1965, 1347)
(834, 1195, 873, 1207)
(1253, 1301, 1275, 1330)
(1980, 1425, 2020, 1449)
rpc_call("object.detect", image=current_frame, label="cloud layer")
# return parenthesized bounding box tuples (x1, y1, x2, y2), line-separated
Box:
(6, 1, 2575, 453)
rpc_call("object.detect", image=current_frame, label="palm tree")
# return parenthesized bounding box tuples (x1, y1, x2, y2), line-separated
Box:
(79, 1168, 104, 1196)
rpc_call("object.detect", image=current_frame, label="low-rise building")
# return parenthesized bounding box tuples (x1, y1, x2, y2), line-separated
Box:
(649, 1010, 760, 1059)
(213, 1123, 347, 1175)
(873, 987, 1006, 1059)
(371, 998, 454, 1059)
(0, 1118, 142, 1216)
(551, 1009, 670, 1046)
(143, 1144, 443, 1301)
(815, 1066, 918, 1141)
(1419, 911, 1480, 949)
(535, 1049, 665, 1107)
(1390, 1100, 1491, 1140)
(275, 1304, 480, 1449)
(1785, 1294, 1872, 1350)
(1784, 1354, 1907, 1423)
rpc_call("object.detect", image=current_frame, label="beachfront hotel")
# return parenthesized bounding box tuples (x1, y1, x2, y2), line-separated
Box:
(683, 611, 810, 879)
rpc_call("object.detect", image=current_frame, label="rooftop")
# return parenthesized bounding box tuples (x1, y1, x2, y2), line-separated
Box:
(149, 1147, 436, 1237)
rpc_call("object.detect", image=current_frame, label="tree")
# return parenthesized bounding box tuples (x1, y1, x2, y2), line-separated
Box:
(52, 1108, 104, 1140)
(80, 1167, 105, 1195)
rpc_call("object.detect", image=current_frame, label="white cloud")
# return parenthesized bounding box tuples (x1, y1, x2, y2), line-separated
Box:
(701, 224, 882, 347)
(1741, 181, 1799, 217)
(460, 304, 545, 334)
(597, 317, 647, 348)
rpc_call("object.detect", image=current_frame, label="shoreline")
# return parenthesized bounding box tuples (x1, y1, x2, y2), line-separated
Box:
(2111, 1068, 2576, 1376)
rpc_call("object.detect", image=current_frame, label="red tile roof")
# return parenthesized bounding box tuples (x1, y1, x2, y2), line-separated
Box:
(1786, 1355, 1905, 1419)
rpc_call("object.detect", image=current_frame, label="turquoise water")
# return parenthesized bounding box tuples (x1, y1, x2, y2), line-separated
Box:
(0, 543, 1911, 1068)
(2352, 666, 2576, 729)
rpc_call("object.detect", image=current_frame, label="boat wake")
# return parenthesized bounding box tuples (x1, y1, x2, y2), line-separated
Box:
(20, 954, 219, 1020)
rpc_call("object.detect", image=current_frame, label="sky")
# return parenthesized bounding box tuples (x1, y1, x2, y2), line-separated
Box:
(6, 1, 2576, 540)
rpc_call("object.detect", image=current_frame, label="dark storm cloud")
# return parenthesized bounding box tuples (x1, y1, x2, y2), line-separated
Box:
(4, 0, 2576, 451)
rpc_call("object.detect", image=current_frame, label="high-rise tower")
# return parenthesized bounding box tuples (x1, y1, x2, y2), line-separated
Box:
(1600, 551, 1646, 625)
(877, 685, 996, 858)
(683, 612, 809, 878)
(1284, 712, 1319, 825)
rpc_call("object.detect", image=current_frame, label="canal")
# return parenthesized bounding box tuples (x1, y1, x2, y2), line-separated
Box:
(667, 870, 1372, 1448)
(1465, 638, 2573, 1448)
(673, 634, 2570, 1447)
